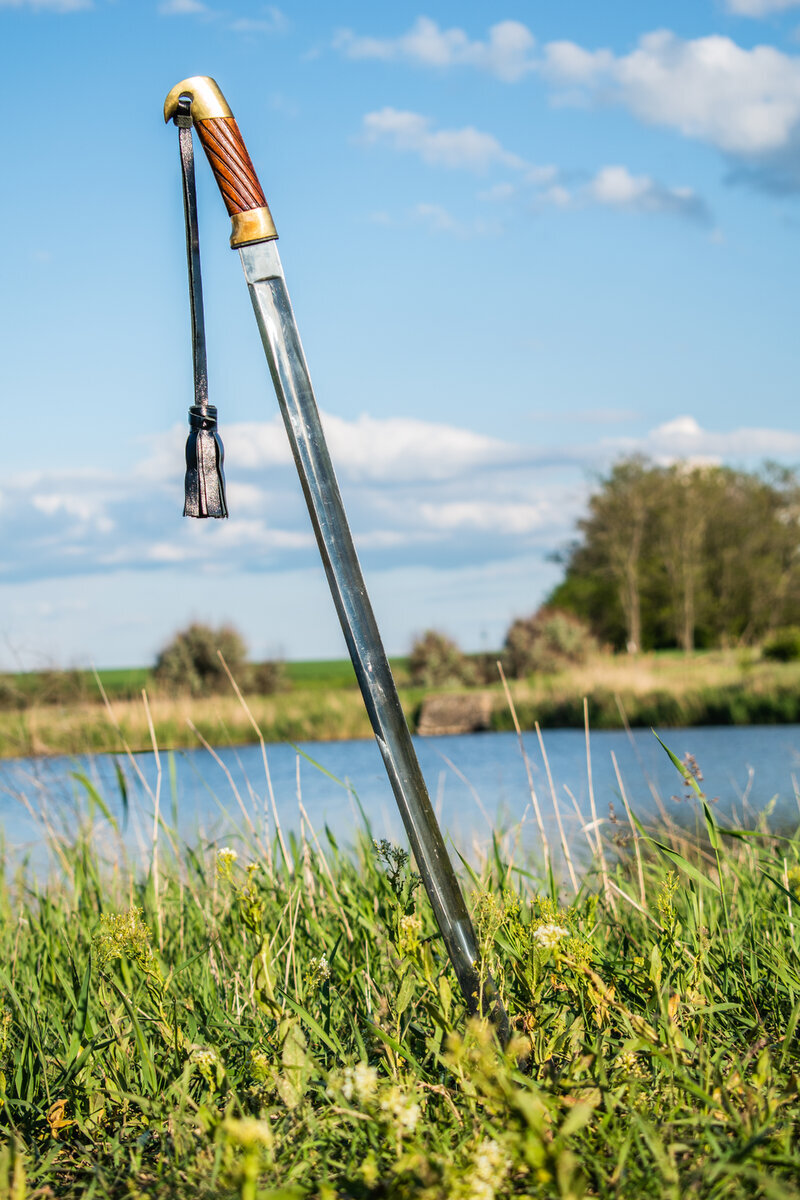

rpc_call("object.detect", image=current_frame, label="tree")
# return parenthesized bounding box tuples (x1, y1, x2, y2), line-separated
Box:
(549, 457, 800, 652)
(154, 622, 248, 695)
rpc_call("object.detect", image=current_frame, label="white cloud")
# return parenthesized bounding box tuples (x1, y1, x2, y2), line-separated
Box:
(362, 109, 709, 224)
(362, 108, 527, 172)
(335, 16, 536, 82)
(0, 0, 90, 8)
(725, 0, 800, 14)
(417, 500, 547, 534)
(158, 0, 287, 32)
(4, 410, 800, 602)
(158, 0, 206, 12)
(230, 7, 288, 34)
(584, 165, 710, 221)
(542, 29, 800, 158)
(607, 414, 800, 461)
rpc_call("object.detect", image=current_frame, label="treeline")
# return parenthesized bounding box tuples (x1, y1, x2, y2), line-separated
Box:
(549, 457, 800, 653)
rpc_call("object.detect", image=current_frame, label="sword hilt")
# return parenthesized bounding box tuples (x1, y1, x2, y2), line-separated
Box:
(164, 76, 277, 248)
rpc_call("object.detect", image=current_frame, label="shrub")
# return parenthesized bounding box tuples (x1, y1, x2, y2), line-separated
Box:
(503, 607, 597, 679)
(762, 626, 800, 662)
(407, 630, 474, 688)
(154, 622, 248, 695)
(246, 659, 290, 695)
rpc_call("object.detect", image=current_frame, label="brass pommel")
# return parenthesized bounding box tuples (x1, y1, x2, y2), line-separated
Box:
(164, 76, 233, 124)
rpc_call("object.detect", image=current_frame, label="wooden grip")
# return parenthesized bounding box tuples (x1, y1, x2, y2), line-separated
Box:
(195, 117, 267, 215)
(164, 76, 277, 247)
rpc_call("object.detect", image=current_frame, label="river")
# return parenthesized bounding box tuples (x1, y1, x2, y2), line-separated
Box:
(1, 723, 799, 875)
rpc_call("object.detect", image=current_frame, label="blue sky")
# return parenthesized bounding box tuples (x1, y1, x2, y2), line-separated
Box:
(2, 0, 800, 668)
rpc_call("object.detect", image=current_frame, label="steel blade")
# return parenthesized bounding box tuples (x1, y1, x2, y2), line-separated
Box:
(238, 239, 508, 1038)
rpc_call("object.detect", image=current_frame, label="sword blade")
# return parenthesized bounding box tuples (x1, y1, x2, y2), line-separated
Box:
(238, 240, 507, 1038)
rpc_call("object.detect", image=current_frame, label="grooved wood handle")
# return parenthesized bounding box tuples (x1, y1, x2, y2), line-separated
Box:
(164, 75, 277, 247)
(195, 117, 266, 214)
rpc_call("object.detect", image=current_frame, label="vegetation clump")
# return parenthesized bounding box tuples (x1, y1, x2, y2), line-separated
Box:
(408, 629, 474, 687)
(154, 621, 248, 695)
(1, 746, 799, 1198)
(503, 608, 597, 679)
(762, 626, 800, 662)
(153, 622, 288, 698)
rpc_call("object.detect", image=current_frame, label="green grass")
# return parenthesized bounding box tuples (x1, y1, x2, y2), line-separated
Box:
(1, 741, 800, 1197)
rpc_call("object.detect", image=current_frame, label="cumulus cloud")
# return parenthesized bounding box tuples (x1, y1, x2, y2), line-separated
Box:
(606, 414, 800, 462)
(542, 29, 800, 190)
(3, 410, 800, 591)
(335, 16, 536, 82)
(362, 108, 528, 172)
(584, 165, 711, 221)
(363, 110, 708, 225)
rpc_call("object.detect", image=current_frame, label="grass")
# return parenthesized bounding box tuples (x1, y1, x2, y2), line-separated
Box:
(3, 649, 800, 757)
(0, 719, 799, 1198)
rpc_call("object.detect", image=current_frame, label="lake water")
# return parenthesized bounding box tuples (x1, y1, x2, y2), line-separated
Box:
(2, 723, 800, 874)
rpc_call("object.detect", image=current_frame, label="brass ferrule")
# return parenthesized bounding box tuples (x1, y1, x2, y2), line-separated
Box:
(230, 207, 278, 247)
(164, 76, 232, 124)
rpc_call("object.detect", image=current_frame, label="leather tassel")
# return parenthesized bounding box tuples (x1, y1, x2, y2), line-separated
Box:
(184, 404, 228, 518)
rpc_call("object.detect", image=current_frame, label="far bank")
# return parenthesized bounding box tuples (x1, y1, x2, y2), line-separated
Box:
(1, 649, 800, 758)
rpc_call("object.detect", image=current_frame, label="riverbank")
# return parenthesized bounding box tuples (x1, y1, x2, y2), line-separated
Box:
(1, 784, 798, 1198)
(1, 649, 799, 757)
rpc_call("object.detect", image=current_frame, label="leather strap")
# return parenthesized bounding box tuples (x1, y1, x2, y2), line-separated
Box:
(177, 97, 209, 411)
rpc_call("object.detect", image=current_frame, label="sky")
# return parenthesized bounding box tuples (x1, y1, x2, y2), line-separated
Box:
(2, 0, 800, 669)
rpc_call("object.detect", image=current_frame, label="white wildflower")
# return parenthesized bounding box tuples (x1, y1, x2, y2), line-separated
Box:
(533, 922, 569, 950)
(340, 1067, 355, 1102)
(217, 847, 238, 867)
(380, 1085, 421, 1135)
(307, 955, 331, 984)
(354, 1061, 378, 1102)
(473, 1139, 506, 1181)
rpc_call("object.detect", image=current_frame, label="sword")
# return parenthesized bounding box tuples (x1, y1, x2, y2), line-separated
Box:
(164, 76, 509, 1042)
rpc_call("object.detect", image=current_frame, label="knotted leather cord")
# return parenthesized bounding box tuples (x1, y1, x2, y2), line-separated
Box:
(176, 96, 209, 410)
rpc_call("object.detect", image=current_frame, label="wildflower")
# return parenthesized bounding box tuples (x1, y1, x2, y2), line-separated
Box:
(380, 1085, 421, 1135)
(192, 1047, 223, 1090)
(221, 1116, 273, 1150)
(93, 907, 153, 971)
(249, 1048, 271, 1081)
(354, 1061, 378, 1102)
(217, 847, 239, 880)
(459, 1138, 512, 1200)
(397, 912, 423, 957)
(306, 955, 331, 986)
(473, 1139, 507, 1180)
(533, 923, 569, 950)
(614, 1049, 648, 1079)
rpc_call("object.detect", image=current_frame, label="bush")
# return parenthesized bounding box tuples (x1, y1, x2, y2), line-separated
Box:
(762, 626, 800, 662)
(246, 659, 290, 695)
(407, 630, 474, 688)
(154, 622, 248, 695)
(503, 607, 597, 679)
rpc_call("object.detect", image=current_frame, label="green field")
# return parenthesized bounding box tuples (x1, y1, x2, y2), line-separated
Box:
(0, 745, 799, 1197)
